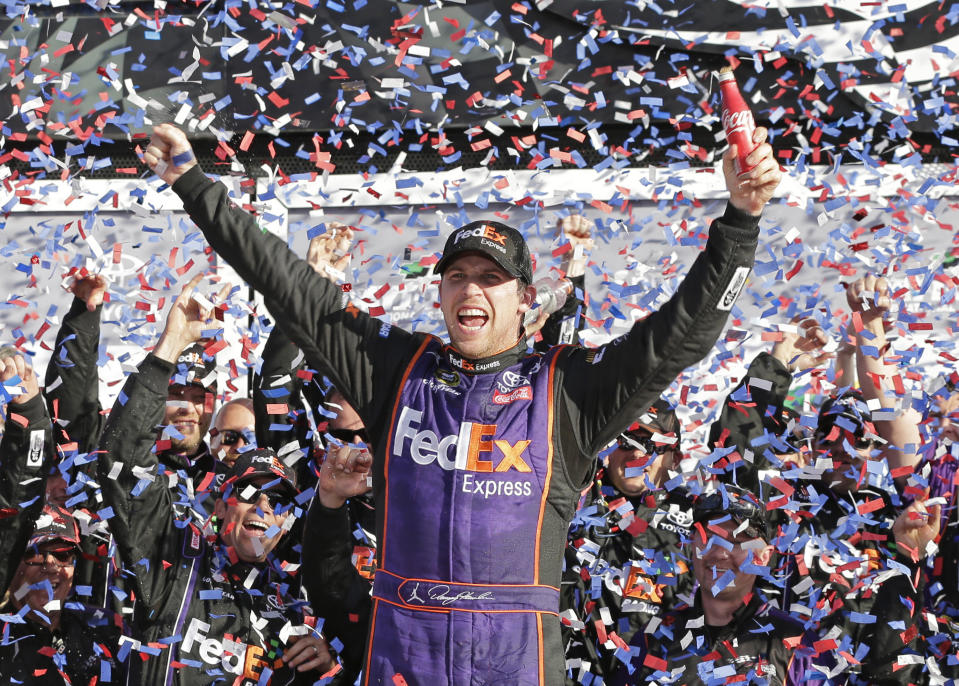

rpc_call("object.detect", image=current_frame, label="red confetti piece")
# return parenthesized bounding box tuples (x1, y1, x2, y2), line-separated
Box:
(643, 654, 667, 671)
(204, 339, 227, 357)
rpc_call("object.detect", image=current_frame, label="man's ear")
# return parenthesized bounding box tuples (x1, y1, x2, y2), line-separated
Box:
(757, 543, 774, 566)
(213, 498, 226, 522)
(519, 284, 536, 313)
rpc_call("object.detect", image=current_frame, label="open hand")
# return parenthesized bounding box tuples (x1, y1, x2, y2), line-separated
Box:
(306, 222, 354, 282)
(154, 274, 232, 363)
(771, 317, 830, 373)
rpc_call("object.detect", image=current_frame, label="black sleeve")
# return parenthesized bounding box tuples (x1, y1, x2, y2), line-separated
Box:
(555, 204, 761, 483)
(253, 327, 315, 454)
(857, 554, 925, 685)
(0, 393, 54, 594)
(95, 353, 183, 609)
(301, 500, 371, 682)
(707, 352, 793, 490)
(173, 168, 424, 451)
(44, 297, 104, 454)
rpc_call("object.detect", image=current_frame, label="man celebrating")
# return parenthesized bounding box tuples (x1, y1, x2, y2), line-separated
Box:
(143, 122, 780, 684)
(1, 505, 125, 685)
(616, 487, 822, 685)
(96, 276, 333, 684)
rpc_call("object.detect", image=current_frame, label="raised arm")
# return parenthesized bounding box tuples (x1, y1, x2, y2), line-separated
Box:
(253, 226, 354, 454)
(44, 274, 108, 454)
(0, 353, 54, 594)
(531, 214, 591, 346)
(846, 275, 920, 475)
(301, 445, 374, 683)
(853, 493, 939, 684)
(96, 275, 229, 606)
(142, 124, 422, 452)
(561, 128, 781, 465)
(708, 317, 828, 487)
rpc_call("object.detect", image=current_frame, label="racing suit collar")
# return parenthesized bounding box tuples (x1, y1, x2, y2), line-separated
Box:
(443, 338, 528, 375)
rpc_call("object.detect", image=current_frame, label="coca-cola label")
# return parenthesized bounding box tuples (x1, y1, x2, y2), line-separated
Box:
(722, 108, 755, 135)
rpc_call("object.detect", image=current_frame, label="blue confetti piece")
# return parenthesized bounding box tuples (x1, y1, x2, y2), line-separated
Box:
(172, 151, 195, 166)
(848, 611, 877, 625)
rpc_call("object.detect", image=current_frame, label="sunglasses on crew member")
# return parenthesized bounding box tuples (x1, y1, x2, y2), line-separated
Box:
(234, 486, 294, 510)
(616, 433, 670, 454)
(693, 492, 765, 538)
(815, 433, 875, 452)
(216, 429, 256, 446)
(22, 548, 77, 568)
(327, 428, 369, 445)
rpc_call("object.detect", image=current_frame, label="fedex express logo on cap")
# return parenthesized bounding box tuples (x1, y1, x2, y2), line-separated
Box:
(454, 225, 508, 253)
(250, 453, 285, 473)
(178, 350, 203, 366)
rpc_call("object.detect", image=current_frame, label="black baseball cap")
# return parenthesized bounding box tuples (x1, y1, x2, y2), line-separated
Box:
(223, 447, 298, 496)
(694, 485, 767, 540)
(29, 505, 81, 549)
(816, 390, 873, 443)
(621, 398, 681, 444)
(171, 342, 217, 392)
(434, 221, 533, 284)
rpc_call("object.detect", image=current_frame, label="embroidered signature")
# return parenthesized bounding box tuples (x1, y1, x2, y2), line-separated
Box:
(405, 582, 495, 606)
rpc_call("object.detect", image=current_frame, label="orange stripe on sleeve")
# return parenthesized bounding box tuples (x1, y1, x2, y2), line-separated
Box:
(532, 352, 561, 582)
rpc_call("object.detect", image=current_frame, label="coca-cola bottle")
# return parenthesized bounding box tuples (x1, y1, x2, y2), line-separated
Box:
(718, 67, 757, 175)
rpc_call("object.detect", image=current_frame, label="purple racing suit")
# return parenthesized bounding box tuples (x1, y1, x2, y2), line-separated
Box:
(366, 345, 566, 684)
(172, 166, 761, 685)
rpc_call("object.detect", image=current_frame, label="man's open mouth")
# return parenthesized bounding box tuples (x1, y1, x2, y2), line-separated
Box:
(457, 307, 489, 330)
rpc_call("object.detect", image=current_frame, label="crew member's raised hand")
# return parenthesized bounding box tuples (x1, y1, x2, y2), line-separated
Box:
(770, 317, 830, 373)
(557, 214, 592, 279)
(307, 222, 354, 282)
(153, 274, 232, 363)
(558, 215, 593, 252)
(318, 444, 372, 509)
(846, 274, 891, 334)
(723, 126, 781, 216)
(893, 491, 941, 562)
(143, 123, 198, 186)
(68, 273, 108, 312)
(0, 352, 40, 405)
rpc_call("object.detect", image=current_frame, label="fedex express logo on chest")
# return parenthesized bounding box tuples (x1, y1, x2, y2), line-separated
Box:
(394, 407, 534, 498)
(180, 617, 278, 680)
